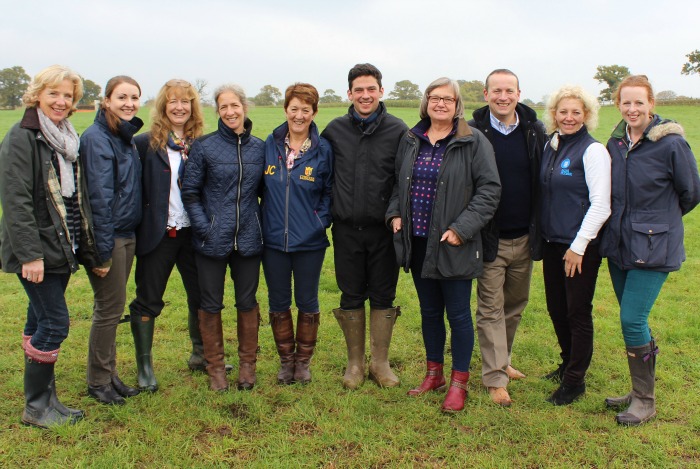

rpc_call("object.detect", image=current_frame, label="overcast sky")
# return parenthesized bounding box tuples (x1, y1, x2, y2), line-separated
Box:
(2, 0, 698, 104)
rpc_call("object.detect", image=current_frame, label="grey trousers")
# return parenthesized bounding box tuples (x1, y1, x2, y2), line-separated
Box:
(86, 237, 136, 386)
(476, 235, 532, 388)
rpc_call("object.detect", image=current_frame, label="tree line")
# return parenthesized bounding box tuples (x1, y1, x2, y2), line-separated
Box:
(2, 51, 698, 109)
(0, 66, 102, 108)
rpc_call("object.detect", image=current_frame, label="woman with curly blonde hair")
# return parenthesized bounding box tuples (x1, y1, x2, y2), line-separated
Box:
(128, 79, 207, 392)
(540, 85, 611, 405)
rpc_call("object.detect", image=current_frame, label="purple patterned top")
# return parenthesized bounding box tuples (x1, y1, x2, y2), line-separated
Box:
(410, 122, 456, 237)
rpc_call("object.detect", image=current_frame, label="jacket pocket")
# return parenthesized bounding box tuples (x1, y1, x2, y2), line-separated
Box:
(436, 241, 472, 278)
(630, 222, 669, 267)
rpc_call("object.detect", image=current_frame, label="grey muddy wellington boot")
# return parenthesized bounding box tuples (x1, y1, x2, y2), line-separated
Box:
(616, 340, 658, 426)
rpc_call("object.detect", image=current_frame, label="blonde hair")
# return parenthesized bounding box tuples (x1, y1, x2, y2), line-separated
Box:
(545, 85, 599, 133)
(150, 79, 204, 150)
(22, 65, 84, 116)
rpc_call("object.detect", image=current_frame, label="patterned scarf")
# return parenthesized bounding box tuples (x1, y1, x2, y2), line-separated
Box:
(167, 132, 193, 179)
(36, 108, 79, 197)
(284, 133, 311, 169)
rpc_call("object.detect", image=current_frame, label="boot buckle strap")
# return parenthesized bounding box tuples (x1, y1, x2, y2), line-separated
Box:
(426, 370, 442, 377)
(450, 380, 468, 391)
(642, 346, 659, 362)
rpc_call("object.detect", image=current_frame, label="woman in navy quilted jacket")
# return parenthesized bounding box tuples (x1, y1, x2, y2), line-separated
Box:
(181, 84, 265, 392)
(601, 75, 700, 426)
(262, 83, 333, 385)
(81, 75, 143, 406)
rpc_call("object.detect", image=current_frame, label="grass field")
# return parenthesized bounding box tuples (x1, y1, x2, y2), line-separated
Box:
(1, 104, 699, 467)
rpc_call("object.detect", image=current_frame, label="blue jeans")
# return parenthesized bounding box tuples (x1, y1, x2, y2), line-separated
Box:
(410, 237, 474, 372)
(19, 273, 71, 352)
(608, 261, 668, 347)
(262, 247, 326, 313)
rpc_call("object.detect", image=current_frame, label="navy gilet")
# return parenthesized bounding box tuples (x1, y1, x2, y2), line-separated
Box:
(540, 126, 596, 244)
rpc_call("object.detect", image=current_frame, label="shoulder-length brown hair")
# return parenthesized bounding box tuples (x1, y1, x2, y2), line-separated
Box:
(150, 79, 204, 150)
(101, 75, 141, 135)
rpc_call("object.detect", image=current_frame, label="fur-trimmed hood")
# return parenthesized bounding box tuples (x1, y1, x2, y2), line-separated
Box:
(610, 114, 684, 142)
(648, 120, 684, 142)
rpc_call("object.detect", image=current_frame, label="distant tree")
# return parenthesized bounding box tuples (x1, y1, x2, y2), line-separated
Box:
(681, 50, 700, 76)
(0, 65, 31, 108)
(388, 80, 421, 100)
(194, 79, 208, 97)
(656, 90, 677, 101)
(522, 98, 536, 106)
(253, 85, 282, 106)
(457, 79, 484, 102)
(319, 88, 342, 104)
(82, 79, 102, 105)
(594, 65, 631, 103)
(193, 78, 212, 105)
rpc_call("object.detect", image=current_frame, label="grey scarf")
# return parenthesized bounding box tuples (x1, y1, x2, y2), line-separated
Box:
(36, 108, 80, 197)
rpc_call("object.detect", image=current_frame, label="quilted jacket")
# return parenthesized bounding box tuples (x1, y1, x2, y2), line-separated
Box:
(181, 117, 265, 258)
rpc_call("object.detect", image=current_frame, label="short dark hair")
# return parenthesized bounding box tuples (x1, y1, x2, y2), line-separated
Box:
(348, 63, 382, 90)
(485, 69, 520, 90)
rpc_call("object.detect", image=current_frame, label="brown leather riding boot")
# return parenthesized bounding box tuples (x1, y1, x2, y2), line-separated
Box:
(198, 309, 228, 391)
(270, 309, 295, 384)
(294, 311, 320, 384)
(236, 305, 260, 391)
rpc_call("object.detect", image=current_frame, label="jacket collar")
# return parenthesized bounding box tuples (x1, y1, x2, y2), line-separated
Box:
(94, 109, 144, 143)
(217, 117, 253, 144)
(272, 120, 321, 149)
(407, 117, 473, 144)
(610, 114, 684, 143)
(346, 102, 388, 135)
(20, 107, 41, 131)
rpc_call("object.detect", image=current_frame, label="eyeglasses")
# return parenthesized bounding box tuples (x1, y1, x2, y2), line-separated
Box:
(428, 95, 456, 105)
(166, 79, 192, 88)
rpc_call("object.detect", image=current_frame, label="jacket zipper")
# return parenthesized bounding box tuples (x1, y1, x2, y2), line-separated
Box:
(234, 135, 243, 251)
(284, 153, 291, 252)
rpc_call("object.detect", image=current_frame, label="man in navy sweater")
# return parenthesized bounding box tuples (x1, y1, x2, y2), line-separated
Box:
(468, 69, 546, 406)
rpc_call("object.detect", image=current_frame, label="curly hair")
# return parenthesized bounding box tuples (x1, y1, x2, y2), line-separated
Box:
(149, 79, 204, 150)
(545, 85, 599, 133)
